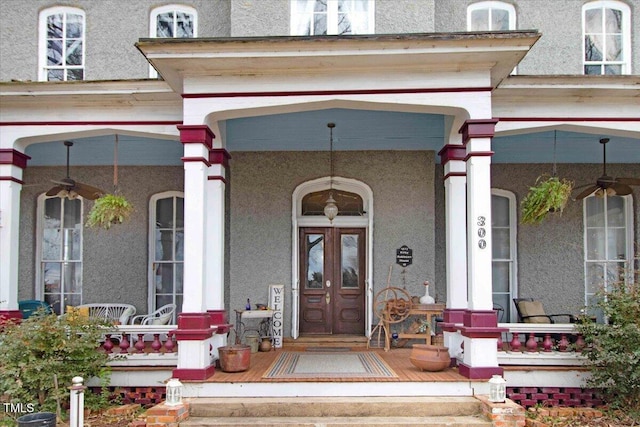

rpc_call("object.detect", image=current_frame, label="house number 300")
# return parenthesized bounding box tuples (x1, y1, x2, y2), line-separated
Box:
(477, 216, 487, 249)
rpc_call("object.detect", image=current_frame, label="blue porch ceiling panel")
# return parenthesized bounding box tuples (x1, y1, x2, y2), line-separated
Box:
(225, 109, 445, 152)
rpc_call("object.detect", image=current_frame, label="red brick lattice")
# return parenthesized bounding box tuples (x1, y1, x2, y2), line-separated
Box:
(507, 387, 603, 408)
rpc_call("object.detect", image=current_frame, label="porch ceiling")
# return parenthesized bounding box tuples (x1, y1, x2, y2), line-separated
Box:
(24, 108, 639, 166)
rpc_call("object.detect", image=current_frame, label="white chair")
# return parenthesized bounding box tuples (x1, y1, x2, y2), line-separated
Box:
(130, 303, 176, 325)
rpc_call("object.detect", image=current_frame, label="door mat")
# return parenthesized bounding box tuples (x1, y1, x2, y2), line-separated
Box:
(263, 352, 398, 379)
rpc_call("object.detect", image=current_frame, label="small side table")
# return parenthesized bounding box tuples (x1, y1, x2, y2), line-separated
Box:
(234, 309, 275, 348)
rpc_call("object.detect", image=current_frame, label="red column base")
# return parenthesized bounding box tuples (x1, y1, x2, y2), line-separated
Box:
(458, 363, 503, 379)
(172, 365, 216, 381)
(0, 309, 23, 324)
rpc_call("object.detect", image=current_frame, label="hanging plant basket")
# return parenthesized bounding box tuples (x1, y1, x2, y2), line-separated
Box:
(521, 175, 573, 225)
(86, 194, 133, 229)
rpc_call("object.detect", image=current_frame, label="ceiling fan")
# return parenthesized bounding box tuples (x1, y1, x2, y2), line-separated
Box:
(574, 138, 640, 200)
(45, 141, 105, 200)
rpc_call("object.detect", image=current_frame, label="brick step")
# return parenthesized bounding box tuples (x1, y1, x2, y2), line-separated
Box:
(180, 415, 492, 426)
(186, 396, 483, 418)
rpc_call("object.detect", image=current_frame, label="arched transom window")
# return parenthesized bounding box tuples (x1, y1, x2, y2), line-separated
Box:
(302, 189, 364, 217)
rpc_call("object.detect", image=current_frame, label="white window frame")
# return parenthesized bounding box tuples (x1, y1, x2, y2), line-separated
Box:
(583, 194, 634, 319)
(290, 0, 375, 36)
(467, 1, 516, 31)
(38, 6, 86, 82)
(35, 194, 84, 313)
(148, 191, 185, 321)
(491, 189, 518, 322)
(582, 0, 631, 75)
(149, 5, 198, 78)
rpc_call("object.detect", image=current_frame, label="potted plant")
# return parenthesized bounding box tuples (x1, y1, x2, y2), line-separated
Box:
(86, 194, 133, 229)
(521, 175, 573, 224)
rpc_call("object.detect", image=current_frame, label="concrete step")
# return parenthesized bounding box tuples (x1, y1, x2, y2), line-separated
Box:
(180, 415, 492, 426)
(186, 396, 484, 418)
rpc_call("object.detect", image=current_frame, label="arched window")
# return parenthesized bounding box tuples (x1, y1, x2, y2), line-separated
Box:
(583, 194, 633, 321)
(149, 5, 197, 77)
(36, 195, 84, 314)
(38, 6, 85, 81)
(492, 189, 517, 322)
(467, 1, 516, 31)
(302, 189, 364, 217)
(583, 1, 631, 75)
(148, 192, 185, 321)
(291, 0, 374, 36)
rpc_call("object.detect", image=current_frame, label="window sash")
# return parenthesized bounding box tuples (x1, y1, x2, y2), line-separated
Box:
(291, 0, 374, 36)
(40, 8, 85, 82)
(582, 1, 630, 75)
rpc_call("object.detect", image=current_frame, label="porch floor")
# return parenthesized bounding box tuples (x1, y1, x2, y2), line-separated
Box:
(202, 346, 465, 383)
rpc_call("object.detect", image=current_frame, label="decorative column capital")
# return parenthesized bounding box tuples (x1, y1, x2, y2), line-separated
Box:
(459, 119, 499, 144)
(438, 144, 466, 165)
(178, 125, 216, 150)
(209, 149, 231, 168)
(0, 149, 31, 169)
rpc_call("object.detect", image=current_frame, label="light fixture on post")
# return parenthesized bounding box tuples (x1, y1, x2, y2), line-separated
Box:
(165, 378, 184, 406)
(324, 122, 338, 221)
(488, 374, 507, 403)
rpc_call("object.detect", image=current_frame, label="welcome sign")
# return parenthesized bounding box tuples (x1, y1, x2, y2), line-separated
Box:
(269, 284, 284, 348)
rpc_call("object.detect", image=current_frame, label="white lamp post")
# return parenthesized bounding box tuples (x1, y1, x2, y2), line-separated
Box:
(488, 375, 506, 403)
(165, 378, 184, 406)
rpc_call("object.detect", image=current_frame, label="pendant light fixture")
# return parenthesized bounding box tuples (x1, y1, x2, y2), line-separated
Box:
(324, 122, 338, 221)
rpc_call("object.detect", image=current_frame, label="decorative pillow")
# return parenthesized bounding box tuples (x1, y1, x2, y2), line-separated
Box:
(119, 307, 135, 325)
(518, 301, 550, 324)
(66, 305, 89, 319)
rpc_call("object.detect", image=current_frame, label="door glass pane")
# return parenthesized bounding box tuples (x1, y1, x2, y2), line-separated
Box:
(341, 234, 359, 288)
(44, 262, 61, 294)
(176, 263, 184, 293)
(586, 262, 604, 294)
(606, 196, 624, 226)
(492, 229, 510, 259)
(157, 263, 174, 293)
(586, 197, 604, 225)
(306, 234, 324, 289)
(608, 228, 626, 260)
(492, 196, 509, 227)
(64, 262, 81, 293)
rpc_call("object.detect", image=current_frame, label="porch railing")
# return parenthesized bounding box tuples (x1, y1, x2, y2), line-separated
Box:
(101, 325, 178, 367)
(497, 323, 587, 366)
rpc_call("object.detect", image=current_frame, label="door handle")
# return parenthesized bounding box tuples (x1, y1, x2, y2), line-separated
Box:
(326, 280, 331, 288)
(325, 292, 330, 305)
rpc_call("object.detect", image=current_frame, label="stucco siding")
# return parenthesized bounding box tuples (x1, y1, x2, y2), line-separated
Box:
(228, 151, 436, 336)
(376, 0, 435, 34)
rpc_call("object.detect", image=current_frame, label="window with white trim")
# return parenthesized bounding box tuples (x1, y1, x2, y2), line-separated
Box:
(149, 192, 184, 321)
(149, 5, 197, 78)
(584, 194, 633, 322)
(492, 190, 517, 322)
(291, 0, 374, 36)
(583, 1, 630, 75)
(467, 1, 516, 31)
(38, 7, 85, 81)
(36, 195, 84, 314)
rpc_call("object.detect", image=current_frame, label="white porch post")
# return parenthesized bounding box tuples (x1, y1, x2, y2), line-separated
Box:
(0, 148, 30, 321)
(206, 147, 232, 355)
(172, 125, 217, 381)
(458, 119, 505, 379)
(437, 143, 467, 361)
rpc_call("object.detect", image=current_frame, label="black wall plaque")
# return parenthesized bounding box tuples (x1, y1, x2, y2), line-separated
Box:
(396, 245, 413, 267)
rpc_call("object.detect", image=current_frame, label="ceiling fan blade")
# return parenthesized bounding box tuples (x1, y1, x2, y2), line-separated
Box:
(73, 182, 105, 200)
(611, 183, 633, 196)
(45, 185, 65, 197)
(574, 184, 600, 200)
(616, 177, 640, 186)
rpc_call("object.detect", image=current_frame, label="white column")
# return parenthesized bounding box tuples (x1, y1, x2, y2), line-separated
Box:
(205, 149, 228, 311)
(465, 136, 494, 311)
(458, 119, 504, 379)
(438, 143, 468, 360)
(0, 149, 29, 318)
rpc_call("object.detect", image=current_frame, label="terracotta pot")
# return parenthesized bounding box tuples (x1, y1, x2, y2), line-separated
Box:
(218, 345, 251, 372)
(410, 344, 450, 372)
(259, 337, 272, 352)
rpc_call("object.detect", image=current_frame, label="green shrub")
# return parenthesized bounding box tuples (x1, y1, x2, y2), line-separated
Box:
(0, 311, 113, 418)
(576, 271, 640, 420)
